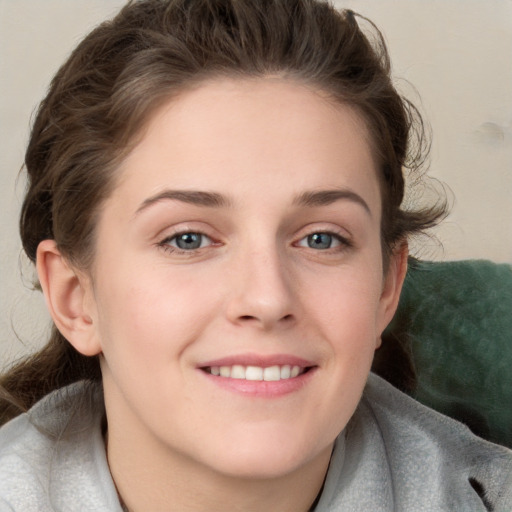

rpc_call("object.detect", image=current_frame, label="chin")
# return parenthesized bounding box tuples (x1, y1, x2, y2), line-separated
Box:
(212, 454, 311, 480)
(200, 429, 333, 480)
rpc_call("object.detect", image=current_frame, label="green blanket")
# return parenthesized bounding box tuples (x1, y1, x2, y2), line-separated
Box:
(375, 258, 512, 449)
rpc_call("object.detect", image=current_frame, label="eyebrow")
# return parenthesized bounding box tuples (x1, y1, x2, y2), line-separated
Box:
(134, 187, 371, 216)
(135, 190, 232, 215)
(293, 189, 371, 215)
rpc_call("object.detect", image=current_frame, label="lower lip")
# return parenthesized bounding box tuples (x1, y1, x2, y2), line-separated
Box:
(199, 368, 316, 398)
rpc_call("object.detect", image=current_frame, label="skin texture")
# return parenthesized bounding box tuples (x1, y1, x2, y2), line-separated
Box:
(37, 78, 407, 512)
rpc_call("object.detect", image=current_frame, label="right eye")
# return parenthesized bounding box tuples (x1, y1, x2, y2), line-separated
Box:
(159, 232, 213, 253)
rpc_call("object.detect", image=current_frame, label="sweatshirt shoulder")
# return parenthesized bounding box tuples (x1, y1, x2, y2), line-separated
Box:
(362, 373, 512, 509)
(0, 382, 119, 512)
(0, 409, 56, 510)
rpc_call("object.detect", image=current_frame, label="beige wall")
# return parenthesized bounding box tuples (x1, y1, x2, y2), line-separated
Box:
(338, 0, 512, 262)
(1, 0, 511, 366)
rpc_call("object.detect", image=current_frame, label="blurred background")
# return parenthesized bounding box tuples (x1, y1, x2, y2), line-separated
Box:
(1, 0, 511, 367)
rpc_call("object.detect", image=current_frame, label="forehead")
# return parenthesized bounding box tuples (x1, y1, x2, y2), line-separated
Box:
(113, 77, 380, 213)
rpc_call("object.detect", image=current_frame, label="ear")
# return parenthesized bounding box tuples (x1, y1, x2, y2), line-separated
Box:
(376, 242, 409, 345)
(36, 240, 101, 356)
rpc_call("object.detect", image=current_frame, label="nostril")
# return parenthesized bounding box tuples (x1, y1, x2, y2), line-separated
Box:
(237, 313, 294, 323)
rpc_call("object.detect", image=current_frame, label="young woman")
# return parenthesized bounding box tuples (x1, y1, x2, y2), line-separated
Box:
(1, 1, 511, 510)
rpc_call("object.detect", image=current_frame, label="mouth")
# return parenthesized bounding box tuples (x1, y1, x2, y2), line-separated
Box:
(202, 364, 312, 382)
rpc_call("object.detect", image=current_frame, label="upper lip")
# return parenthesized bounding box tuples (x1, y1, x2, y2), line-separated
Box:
(197, 353, 316, 369)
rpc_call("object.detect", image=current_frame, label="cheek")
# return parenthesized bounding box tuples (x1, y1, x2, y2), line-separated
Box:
(92, 263, 222, 366)
(304, 264, 384, 355)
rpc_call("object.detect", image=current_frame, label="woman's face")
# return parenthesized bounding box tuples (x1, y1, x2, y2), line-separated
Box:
(82, 78, 404, 479)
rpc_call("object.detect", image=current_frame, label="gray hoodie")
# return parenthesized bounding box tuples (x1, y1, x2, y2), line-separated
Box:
(0, 374, 511, 511)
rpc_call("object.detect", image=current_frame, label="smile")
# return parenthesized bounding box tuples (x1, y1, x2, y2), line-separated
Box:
(204, 364, 307, 381)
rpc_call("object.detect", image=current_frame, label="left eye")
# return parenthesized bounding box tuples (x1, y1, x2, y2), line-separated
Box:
(297, 232, 343, 250)
(164, 232, 212, 251)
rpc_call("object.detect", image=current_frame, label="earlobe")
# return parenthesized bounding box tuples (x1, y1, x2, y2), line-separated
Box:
(36, 240, 101, 356)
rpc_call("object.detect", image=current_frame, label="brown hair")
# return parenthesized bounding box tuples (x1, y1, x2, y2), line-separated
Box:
(1, 0, 446, 423)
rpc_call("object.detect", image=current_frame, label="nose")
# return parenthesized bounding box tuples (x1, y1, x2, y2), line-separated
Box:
(225, 244, 296, 330)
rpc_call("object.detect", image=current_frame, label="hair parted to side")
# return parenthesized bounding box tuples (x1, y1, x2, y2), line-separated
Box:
(1, 0, 447, 423)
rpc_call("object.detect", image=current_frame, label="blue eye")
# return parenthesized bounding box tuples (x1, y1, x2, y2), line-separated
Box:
(164, 232, 212, 251)
(298, 232, 343, 250)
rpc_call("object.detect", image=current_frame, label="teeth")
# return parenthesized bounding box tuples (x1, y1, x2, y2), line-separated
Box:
(263, 366, 280, 381)
(246, 366, 263, 381)
(280, 365, 291, 379)
(231, 365, 245, 379)
(219, 366, 231, 378)
(206, 364, 305, 381)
